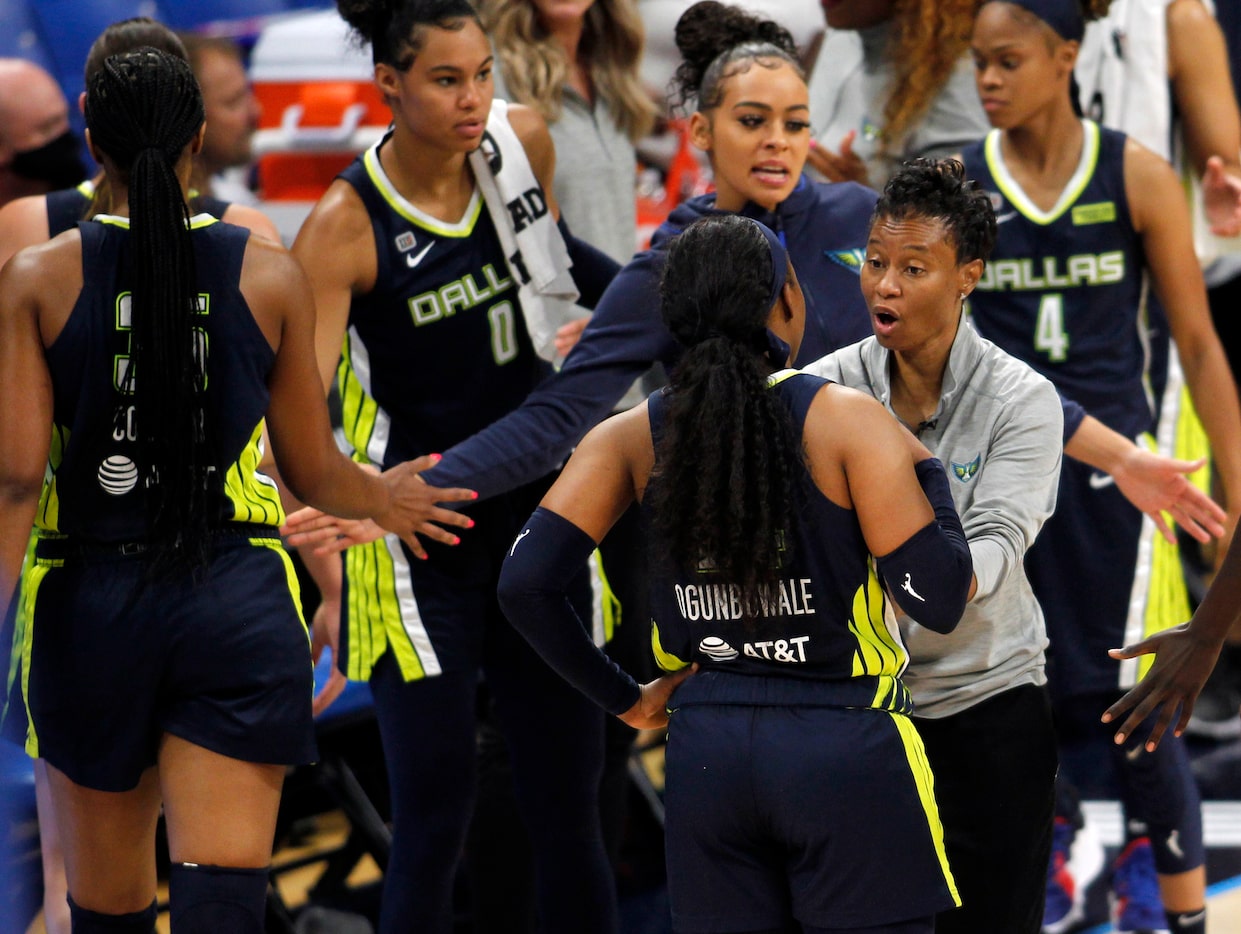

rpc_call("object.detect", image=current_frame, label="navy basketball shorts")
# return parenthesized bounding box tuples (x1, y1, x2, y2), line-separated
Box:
(340, 476, 552, 680)
(20, 531, 316, 792)
(663, 703, 959, 932)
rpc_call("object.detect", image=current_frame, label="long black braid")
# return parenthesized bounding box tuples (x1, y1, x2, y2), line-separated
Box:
(648, 214, 802, 621)
(84, 48, 209, 574)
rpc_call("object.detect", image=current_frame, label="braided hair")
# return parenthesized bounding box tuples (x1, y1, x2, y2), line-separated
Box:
(82, 19, 189, 219)
(648, 214, 802, 620)
(84, 48, 209, 573)
(336, 0, 481, 70)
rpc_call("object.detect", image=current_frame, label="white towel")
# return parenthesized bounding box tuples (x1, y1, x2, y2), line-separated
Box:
(470, 99, 579, 363)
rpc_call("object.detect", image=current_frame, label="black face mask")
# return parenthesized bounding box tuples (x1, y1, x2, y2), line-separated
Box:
(8, 129, 87, 189)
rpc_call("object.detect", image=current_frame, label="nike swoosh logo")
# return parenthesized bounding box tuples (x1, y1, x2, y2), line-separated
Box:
(1178, 910, 1206, 926)
(405, 242, 434, 268)
(1088, 472, 1116, 490)
(1125, 743, 1143, 761)
(994, 210, 1018, 224)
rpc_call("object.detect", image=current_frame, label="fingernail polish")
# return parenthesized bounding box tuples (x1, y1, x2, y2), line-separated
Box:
(431, 453, 443, 463)
(467, 519, 475, 529)
(452, 536, 461, 545)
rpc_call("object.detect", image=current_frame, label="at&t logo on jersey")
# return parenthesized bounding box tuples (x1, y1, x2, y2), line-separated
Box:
(697, 635, 812, 664)
(698, 636, 738, 661)
(951, 453, 981, 482)
(744, 637, 811, 663)
(98, 454, 138, 495)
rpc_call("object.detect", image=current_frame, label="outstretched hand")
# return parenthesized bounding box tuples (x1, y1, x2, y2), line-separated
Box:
(1111, 449, 1226, 543)
(1102, 626, 1227, 751)
(619, 665, 698, 730)
(1202, 155, 1241, 238)
(806, 130, 869, 186)
(281, 453, 478, 560)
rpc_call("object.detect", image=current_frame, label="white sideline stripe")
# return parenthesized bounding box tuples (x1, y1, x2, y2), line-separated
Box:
(1083, 800, 1241, 847)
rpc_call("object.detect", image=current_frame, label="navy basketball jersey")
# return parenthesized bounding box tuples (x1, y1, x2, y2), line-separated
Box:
(962, 121, 1153, 437)
(36, 215, 283, 541)
(45, 182, 94, 237)
(643, 371, 913, 713)
(45, 180, 232, 238)
(335, 137, 549, 468)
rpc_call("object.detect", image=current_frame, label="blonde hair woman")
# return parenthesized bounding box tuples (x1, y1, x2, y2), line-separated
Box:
(479, 0, 656, 264)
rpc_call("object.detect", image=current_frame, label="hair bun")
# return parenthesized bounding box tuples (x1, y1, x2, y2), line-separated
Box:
(336, 0, 396, 44)
(671, 1, 798, 107)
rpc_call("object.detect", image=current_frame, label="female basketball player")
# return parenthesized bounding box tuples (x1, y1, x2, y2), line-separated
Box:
(289, 1, 623, 931)
(0, 20, 310, 934)
(0, 47, 469, 934)
(961, 2, 1241, 930)
(501, 212, 973, 934)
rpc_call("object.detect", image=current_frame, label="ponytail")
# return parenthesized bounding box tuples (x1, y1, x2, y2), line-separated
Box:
(85, 48, 209, 572)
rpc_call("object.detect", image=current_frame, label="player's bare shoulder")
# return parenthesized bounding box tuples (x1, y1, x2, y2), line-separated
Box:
(0, 225, 85, 343)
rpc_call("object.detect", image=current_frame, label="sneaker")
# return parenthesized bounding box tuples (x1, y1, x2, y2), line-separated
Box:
(1110, 837, 1170, 934)
(1043, 815, 1105, 934)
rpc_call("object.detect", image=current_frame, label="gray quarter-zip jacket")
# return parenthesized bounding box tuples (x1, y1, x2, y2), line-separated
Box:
(806, 317, 1063, 717)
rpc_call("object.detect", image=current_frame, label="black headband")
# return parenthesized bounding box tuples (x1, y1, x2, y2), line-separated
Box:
(1000, 0, 1085, 42)
(748, 218, 789, 312)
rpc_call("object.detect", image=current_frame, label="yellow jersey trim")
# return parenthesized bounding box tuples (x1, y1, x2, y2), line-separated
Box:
(890, 712, 961, 907)
(362, 143, 482, 238)
(984, 120, 1100, 226)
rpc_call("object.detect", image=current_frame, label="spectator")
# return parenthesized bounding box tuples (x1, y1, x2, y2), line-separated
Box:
(807, 0, 989, 189)
(179, 35, 262, 206)
(0, 59, 85, 208)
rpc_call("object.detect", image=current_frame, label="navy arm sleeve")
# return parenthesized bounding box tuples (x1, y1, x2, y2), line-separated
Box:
(498, 507, 643, 715)
(421, 250, 677, 499)
(1060, 392, 1086, 443)
(558, 217, 622, 309)
(876, 458, 973, 633)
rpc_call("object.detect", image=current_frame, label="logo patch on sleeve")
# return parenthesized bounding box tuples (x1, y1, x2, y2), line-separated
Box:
(951, 453, 982, 482)
(824, 248, 865, 274)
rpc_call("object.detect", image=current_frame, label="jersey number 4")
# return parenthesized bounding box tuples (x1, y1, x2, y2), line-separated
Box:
(1034, 294, 1069, 362)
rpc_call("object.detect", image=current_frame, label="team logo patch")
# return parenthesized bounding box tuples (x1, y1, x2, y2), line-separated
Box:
(951, 453, 982, 482)
(824, 248, 865, 274)
(988, 191, 1004, 213)
(98, 454, 138, 495)
(698, 636, 738, 662)
(395, 231, 416, 252)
